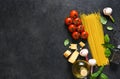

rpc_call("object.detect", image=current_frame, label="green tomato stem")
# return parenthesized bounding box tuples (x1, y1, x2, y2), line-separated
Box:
(109, 15, 115, 23)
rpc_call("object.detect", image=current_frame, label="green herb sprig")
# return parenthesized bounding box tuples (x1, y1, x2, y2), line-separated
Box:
(100, 16, 114, 31)
(102, 34, 115, 58)
(90, 66, 104, 79)
(90, 66, 108, 79)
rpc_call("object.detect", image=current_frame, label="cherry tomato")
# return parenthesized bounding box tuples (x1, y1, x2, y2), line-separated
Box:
(72, 31, 80, 40)
(65, 17, 73, 25)
(68, 24, 76, 32)
(70, 10, 78, 19)
(73, 18, 82, 25)
(81, 31, 88, 39)
(77, 25, 84, 33)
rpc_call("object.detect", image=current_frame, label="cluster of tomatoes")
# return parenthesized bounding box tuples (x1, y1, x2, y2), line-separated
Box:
(65, 10, 88, 40)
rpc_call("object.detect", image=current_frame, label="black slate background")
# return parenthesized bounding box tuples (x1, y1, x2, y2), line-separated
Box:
(0, 0, 120, 79)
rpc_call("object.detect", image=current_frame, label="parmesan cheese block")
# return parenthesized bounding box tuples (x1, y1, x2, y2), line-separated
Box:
(68, 51, 79, 63)
(69, 44, 77, 50)
(63, 50, 71, 58)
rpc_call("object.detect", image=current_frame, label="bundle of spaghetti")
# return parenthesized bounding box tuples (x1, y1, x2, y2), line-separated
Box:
(80, 12, 109, 66)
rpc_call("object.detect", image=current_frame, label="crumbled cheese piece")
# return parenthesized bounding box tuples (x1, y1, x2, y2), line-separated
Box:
(79, 41, 85, 48)
(63, 50, 71, 58)
(68, 50, 79, 63)
(69, 44, 77, 50)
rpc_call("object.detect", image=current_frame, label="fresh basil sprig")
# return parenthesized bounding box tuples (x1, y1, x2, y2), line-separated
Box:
(102, 43, 115, 49)
(90, 66, 104, 79)
(90, 66, 109, 79)
(102, 34, 115, 58)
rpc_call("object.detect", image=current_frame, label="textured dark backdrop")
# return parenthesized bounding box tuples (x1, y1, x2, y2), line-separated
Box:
(0, 0, 120, 79)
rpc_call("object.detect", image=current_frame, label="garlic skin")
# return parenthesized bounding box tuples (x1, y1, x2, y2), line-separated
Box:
(80, 49, 88, 57)
(103, 7, 112, 15)
(88, 59, 96, 66)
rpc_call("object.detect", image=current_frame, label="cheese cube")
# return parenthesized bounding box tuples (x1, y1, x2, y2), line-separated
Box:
(69, 44, 77, 50)
(79, 41, 85, 48)
(63, 50, 71, 58)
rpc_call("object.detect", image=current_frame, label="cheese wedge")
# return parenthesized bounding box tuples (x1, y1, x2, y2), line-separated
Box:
(68, 50, 79, 63)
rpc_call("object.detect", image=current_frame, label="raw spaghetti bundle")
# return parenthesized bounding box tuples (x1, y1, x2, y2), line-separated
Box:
(80, 12, 109, 66)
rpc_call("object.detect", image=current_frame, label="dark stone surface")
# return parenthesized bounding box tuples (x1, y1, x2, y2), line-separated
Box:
(0, 0, 120, 79)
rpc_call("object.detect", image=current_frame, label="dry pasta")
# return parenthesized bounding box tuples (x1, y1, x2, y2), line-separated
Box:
(80, 12, 109, 66)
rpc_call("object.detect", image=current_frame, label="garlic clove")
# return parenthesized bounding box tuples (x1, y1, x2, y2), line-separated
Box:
(103, 7, 115, 22)
(88, 59, 96, 66)
(103, 7, 112, 15)
(80, 49, 88, 57)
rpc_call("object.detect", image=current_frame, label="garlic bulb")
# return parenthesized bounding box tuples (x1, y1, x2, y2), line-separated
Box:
(103, 7, 112, 15)
(88, 59, 96, 66)
(80, 49, 88, 57)
(88, 59, 96, 74)
(103, 7, 115, 22)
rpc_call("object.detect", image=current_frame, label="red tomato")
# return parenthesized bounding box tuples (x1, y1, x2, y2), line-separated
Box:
(77, 25, 84, 33)
(68, 24, 76, 32)
(73, 18, 82, 25)
(70, 10, 78, 19)
(72, 31, 80, 40)
(65, 17, 73, 25)
(81, 31, 88, 39)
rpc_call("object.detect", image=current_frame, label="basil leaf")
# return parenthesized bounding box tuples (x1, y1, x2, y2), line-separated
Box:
(100, 16, 107, 25)
(105, 48, 111, 57)
(107, 26, 113, 30)
(90, 66, 104, 79)
(104, 34, 110, 43)
(100, 73, 108, 79)
(102, 43, 115, 49)
(64, 39, 69, 46)
(90, 73, 98, 79)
